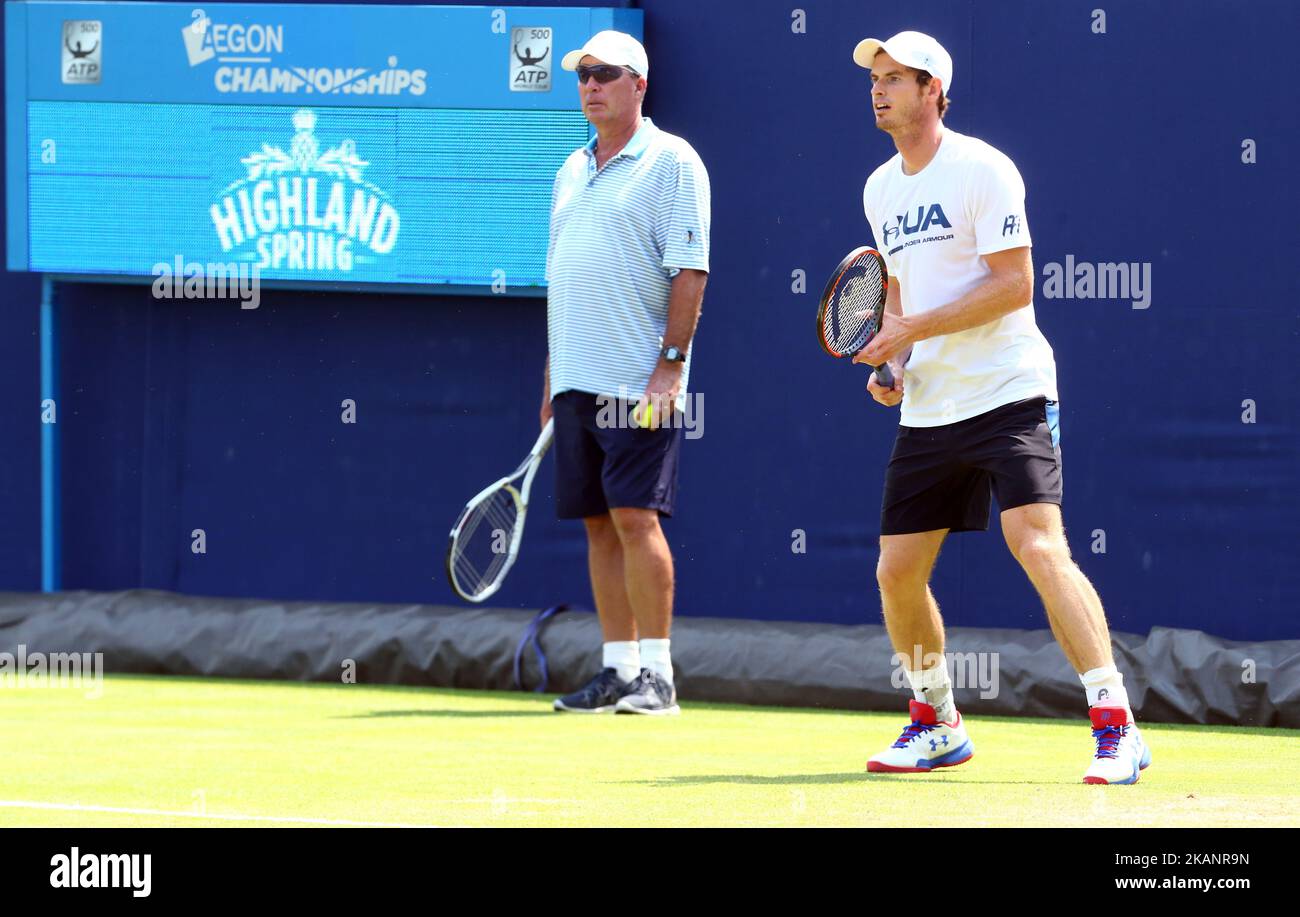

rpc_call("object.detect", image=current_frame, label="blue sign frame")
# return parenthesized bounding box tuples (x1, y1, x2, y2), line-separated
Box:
(5, 2, 644, 294)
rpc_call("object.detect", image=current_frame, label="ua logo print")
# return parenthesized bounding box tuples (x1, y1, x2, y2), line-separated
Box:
(898, 203, 951, 236)
(883, 204, 950, 245)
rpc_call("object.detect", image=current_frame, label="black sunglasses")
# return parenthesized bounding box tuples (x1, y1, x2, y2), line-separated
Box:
(576, 64, 637, 85)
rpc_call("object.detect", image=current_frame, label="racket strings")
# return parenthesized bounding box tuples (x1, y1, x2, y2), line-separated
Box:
(825, 264, 884, 354)
(451, 487, 520, 597)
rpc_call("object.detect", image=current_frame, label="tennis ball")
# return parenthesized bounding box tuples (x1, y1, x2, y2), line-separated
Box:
(636, 402, 654, 429)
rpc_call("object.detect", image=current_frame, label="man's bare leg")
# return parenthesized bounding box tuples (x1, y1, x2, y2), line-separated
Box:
(605, 506, 678, 713)
(877, 529, 949, 662)
(584, 513, 636, 642)
(999, 504, 1111, 673)
(608, 507, 673, 640)
(876, 529, 960, 721)
(583, 513, 639, 683)
(552, 513, 643, 712)
(1001, 502, 1151, 783)
(868, 528, 974, 771)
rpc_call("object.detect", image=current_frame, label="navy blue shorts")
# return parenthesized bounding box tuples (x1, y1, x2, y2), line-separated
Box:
(552, 391, 683, 519)
(881, 396, 1063, 535)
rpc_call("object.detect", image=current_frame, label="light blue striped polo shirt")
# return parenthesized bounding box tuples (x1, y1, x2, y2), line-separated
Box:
(546, 117, 711, 404)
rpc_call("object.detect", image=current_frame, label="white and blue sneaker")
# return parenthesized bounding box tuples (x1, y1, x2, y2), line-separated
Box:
(1083, 706, 1152, 785)
(614, 668, 680, 716)
(867, 700, 974, 773)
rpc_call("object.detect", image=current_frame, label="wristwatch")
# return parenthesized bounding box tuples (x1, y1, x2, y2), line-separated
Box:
(661, 345, 687, 363)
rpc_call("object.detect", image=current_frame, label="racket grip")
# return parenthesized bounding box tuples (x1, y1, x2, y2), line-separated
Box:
(875, 363, 895, 389)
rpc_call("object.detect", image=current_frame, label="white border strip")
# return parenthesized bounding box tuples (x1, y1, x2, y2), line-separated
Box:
(0, 800, 437, 828)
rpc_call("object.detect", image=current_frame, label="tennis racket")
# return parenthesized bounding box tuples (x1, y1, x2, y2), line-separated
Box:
(446, 419, 554, 603)
(816, 246, 895, 388)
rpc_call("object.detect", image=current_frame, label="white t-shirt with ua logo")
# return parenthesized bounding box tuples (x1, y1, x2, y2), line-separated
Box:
(863, 128, 1058, 427)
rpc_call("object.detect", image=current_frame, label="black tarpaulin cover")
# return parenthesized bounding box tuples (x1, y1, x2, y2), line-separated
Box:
(1, 589, 1295, 727)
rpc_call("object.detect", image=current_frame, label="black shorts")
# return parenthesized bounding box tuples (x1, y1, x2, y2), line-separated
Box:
(552, 390, 683, 519)
(881, 396, 1062, 536)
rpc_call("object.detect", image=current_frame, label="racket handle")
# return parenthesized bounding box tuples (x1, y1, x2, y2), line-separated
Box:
(875, 363, 895, 389)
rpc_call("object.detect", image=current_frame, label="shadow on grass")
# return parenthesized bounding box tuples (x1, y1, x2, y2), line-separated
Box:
(863, 776, 1073, 785)
(344, 709, 554, 719)
(622, 773, 1070, 787)
(622, 773, 868, 787)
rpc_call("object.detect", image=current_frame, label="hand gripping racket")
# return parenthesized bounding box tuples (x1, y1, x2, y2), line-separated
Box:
(446, 419, 554, 603)
(816, 246, 895, 388)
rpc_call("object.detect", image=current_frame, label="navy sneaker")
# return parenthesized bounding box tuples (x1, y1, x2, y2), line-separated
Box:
(615, 668, 680, 716)
(553, 668, 632, 713)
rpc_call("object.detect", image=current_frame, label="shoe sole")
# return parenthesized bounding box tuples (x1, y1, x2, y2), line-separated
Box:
(867, 746, 974, 774)
(614, 702, 681, 716)
(1083, 746, 1152, 785)
(552, 701, 618, 714)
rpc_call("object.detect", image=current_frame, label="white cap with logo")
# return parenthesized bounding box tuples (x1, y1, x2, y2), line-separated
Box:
(561, 30, 649, 77)
(853, 30, 953, 96)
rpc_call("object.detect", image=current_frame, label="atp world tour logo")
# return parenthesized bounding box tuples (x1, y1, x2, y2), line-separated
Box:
(208, 110, 400, 272)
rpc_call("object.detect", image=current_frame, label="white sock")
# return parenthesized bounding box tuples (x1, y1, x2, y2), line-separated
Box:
(639, 638, 673, 685)
(602, 641, 640, 683)
(1079, 666, 1132, 716)
(906, 663, 956, 724)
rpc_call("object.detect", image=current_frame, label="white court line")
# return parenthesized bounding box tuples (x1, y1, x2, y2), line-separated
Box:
(0, 800, 437, 828)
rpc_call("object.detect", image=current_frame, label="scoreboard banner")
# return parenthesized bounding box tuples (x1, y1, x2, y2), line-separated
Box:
(5, 2, 643, 292)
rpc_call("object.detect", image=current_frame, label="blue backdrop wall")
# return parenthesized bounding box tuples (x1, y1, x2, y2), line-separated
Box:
(3, 0, 1297, 641)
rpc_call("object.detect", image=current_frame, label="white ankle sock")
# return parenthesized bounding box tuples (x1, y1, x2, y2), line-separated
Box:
(906, 663, 956, 723)
(602, 641, 640, 683)
(639, 638, 673, 685)
(1079, 665, 1132, 715)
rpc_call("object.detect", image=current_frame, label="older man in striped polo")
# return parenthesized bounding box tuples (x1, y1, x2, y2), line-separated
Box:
(541, 30, 710, 715)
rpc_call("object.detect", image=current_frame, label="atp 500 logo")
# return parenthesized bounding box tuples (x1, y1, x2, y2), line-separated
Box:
(208, 110, 400, 273)
(62, 20, 102, 84)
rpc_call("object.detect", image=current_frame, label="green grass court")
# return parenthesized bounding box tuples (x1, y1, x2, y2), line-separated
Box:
(4, 675, 1297, 828)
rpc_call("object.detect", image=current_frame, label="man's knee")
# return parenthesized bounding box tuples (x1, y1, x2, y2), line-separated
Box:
(584, 513, 620, 550)
(1009, 532, 1069, 576)
(608, 507, 663, 544)
(877, 549, 932, 597)
(1002, 505, 1070, 575)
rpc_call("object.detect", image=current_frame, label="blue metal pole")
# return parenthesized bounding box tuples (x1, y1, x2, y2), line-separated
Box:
(40, 275, 62, 592)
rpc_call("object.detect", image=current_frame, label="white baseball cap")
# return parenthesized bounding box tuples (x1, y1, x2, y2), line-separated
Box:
(853, 30, 953, 96)
(561, 30, 649, 77)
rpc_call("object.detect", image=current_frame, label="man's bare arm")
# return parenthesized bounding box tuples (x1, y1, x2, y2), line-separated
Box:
(884, 272, 908, 363)
(910, 246, 1034, 339)
(641, 268, 708, 422)
(860, 247, 1033, 366)
(661, 268, 708, 356)
(858, 276, 906, 406)
(540, 354, 552, 429)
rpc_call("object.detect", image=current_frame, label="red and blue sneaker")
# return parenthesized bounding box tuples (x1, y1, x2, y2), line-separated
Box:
(1083, 706, 1152, 785)
(867, 699, 974, 773)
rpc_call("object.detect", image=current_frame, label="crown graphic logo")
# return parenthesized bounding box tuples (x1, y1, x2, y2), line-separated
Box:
(238, 110, 370, 184)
